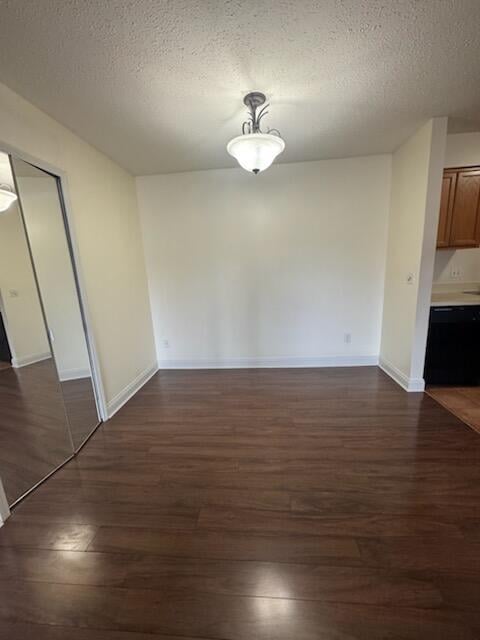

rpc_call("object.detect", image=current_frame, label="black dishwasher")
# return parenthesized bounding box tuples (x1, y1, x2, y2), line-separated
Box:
(424, 305, 480, 385)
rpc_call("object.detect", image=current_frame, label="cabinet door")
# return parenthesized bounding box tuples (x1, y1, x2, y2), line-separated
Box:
(449, 169, 480, 248)
(437, 172, 456, 248)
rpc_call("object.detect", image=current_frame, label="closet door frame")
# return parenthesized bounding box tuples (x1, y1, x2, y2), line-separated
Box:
(1, 141, 108, 424)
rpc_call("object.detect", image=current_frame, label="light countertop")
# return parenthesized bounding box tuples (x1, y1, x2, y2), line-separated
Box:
(431, 282, 480, 306)
(431, 292, 480, 307)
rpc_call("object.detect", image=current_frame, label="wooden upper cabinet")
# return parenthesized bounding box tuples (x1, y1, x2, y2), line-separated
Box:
(449, 169, 480, 247)
(437, 167, 480, 249)
(437, 172, 456, 248)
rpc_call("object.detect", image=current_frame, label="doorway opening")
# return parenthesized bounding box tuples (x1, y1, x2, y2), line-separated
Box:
(423, 133, 480, 434)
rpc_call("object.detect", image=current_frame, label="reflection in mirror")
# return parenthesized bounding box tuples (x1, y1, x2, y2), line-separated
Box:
(0, 152, 73, 505)
(11, 158, 100, 450)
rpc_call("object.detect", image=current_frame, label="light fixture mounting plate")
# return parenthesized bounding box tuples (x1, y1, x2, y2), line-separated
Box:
(243, 92, 266, 110)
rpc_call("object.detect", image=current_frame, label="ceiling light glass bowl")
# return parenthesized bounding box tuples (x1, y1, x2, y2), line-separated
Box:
(0, 185, 17, 212)
(227, 92, 285, 174)
(227, 133, 285, 174)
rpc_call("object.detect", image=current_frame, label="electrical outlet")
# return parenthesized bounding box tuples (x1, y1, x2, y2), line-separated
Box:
(406, 272, 415, 285)
(344, 333, 351, 344)
(162, 339, 170, 349)
(450, 267, 462, 279)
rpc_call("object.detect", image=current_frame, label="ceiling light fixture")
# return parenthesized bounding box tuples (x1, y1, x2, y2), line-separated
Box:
(0, 185, 17, 212)
(227, 92, 285, 174)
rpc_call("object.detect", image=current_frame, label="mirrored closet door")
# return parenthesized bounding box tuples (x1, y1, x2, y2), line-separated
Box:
(0, 152, 100, 507)
(11, 157, 100, 451)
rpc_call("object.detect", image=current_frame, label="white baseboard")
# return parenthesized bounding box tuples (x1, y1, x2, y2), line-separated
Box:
(11, 352, 51, 368)
(379, 357, 425, 392)
(106, 363, 158, 419)
(157, 355, 379, 370)
(58, 367, 91, 382)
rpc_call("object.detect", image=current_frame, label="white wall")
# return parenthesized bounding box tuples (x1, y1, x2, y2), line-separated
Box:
(445, 132, 480, 168)
(137, 156, 391, 368)
(432, 132, 480, 286)
(0, 82, 156, 411)
(380, 118, 447, 391)
(0, 201, 50, 365)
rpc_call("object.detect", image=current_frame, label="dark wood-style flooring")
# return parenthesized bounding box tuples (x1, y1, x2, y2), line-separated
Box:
(1, 366, 480, 639)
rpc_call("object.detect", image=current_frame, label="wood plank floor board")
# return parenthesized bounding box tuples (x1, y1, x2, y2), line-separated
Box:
(1, 366, 480, 638)
(290, 488, 480, 518)
(358, 537, 480, 577)
(12, 499, 200, 530)
(0, 547, 130, 587)
(88, 527, 361, 565)
(148, 466, 478, 494)
(197, 505, 464, 538)
(235, 457, 480, 475)
(0, 521, 98, 551)
(72, 456, 239, 473)
(24, 480, 291, 511)
(145, 444, 480, 461)
(121, 556, 443, 607)
(0, 625, 202, 640)
(51, 468, 166, 487)
(69, 467, 475, 500)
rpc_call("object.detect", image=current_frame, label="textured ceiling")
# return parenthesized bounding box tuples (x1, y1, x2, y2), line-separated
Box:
(0, 0, 480, 175)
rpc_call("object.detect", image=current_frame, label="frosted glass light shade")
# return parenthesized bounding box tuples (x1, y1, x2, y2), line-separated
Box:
(0, 186, 17, 212)
(227, 133, 285, 174)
